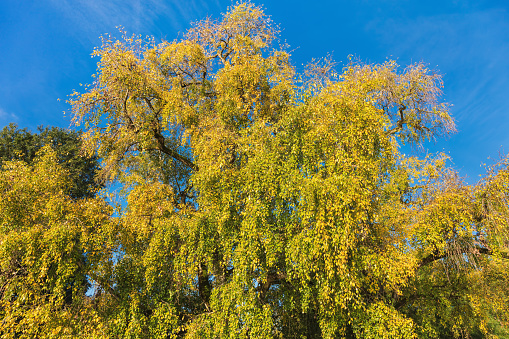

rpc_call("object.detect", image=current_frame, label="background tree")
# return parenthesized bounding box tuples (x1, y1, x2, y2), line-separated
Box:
(0, 147, 114, 338)
(0, 123, 102, 199)
(0, 124, 107, 338)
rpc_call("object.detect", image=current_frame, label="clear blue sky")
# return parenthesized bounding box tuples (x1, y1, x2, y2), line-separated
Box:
(1, 0, 508, 183)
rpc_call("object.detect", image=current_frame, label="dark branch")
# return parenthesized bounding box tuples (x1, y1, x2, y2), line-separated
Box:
(257, 272, 288, 300)
(198, 263, 211, 311)
(122, 90, 138, 133)
(418, 246, 509, 269)
(152, 129, 198, 171)
(385, 103, 407, 136)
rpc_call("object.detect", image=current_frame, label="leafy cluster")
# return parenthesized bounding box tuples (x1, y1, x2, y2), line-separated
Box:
(0, 147, 113, 337)
(1, 2, 509, 338)
(0, 124, 102, 199)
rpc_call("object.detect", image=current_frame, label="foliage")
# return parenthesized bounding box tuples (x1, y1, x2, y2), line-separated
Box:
(0, 123, 102, 199)
(2, 2, 509, 338)
(0, 147, 113, 338)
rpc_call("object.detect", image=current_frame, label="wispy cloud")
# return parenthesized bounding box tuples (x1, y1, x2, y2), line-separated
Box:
(367, 8, 509, 138)
(0, 107, 19, 126)
(49, 0, 223, 41)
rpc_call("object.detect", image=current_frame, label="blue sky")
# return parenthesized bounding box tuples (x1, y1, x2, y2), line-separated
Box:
(0, 0, 508, 183)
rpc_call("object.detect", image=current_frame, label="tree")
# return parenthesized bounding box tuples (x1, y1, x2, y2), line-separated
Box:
(0, 123, 102, 199)
(0, 147, 114, 338)
(6, 1, 504, 338)
(0, 125, 106, 337)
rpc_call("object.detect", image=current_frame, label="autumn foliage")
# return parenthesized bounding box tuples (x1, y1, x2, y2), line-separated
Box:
(1, 2, 509, 338)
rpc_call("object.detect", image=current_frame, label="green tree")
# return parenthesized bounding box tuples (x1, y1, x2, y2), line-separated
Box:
(0, 123, 102, 199)
(2, 1, 504, 338)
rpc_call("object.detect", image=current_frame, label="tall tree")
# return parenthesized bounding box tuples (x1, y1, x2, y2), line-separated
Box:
(47, 1, 509, 337)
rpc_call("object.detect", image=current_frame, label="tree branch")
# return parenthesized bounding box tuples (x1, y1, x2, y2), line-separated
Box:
(122, 90, 138, 133)
(198, 263, 211, 311)
(152, 129, 198, 171)
(385, 103, 407, 136)
(257, 272, 288, 300)
(418, 246, 509, 269)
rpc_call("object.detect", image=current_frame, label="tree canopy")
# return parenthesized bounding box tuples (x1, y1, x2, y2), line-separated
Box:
(0, 123, 102, 198)
(2, 2, 509, 338)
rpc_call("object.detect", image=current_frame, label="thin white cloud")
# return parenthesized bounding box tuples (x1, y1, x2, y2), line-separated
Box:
(367, 8, 509, 131)
(0, 107, 19, 125)
(49, 0, 223, 41)
(365, 7, 509, 178)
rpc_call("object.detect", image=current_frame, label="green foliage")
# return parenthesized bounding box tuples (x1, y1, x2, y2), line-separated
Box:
(0, 123, 102, 199)
(1, 2, 509, 338)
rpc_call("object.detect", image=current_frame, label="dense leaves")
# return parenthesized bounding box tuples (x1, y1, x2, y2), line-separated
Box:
(2, 2, 509, 338)
(0, 124, 102, 198)
(0, 147, 113, 338)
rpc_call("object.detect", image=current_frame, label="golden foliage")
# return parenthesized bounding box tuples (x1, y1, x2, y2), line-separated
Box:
(2, 2, 508, 338)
